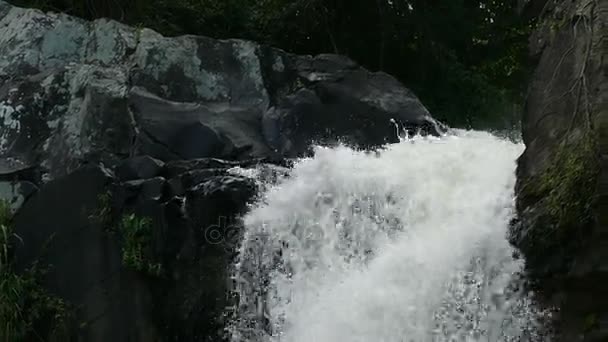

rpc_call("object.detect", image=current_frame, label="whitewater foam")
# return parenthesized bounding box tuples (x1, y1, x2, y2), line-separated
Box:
(231, 130, 547, 342)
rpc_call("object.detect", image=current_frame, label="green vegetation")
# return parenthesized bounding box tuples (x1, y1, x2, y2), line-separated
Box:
(583, 313, 599, 333)
(0, 267, 72, 342)
(539, 136, 598, 231)
(0, 201, 71, 342)
(519, 133, 599, 248)
(9, 0, 531, 130)
(89, 191, 114, 231)
(120, 214, 162, 276)
(89, 191, 162, 276)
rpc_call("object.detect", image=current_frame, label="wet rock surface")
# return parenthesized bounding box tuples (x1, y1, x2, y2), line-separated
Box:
(0, 1, 441, 178)
(0, 1, 444, 340)
(11, 158, 282, 341)
(512, 0, 608, 340)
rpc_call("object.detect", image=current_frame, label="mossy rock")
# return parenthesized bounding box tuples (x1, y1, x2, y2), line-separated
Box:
(515, 132, 600, 275)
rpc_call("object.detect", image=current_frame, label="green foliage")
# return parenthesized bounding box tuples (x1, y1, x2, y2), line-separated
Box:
(120, 214, 162, 276)
(0, 200, 71, 342)
(9, 0, 531, 129)
(542, 138, 598, 229)
(89, 191, 114, 232)
(519, 133, 599, 245)
(0, 267, 72, 342)
(89, 193, 162, 276)
(583, 313, 599, 333)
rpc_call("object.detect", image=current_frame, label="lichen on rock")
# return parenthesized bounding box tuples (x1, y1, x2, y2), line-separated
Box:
(513, 0, 608, 339)
(0, 1, 447, 340)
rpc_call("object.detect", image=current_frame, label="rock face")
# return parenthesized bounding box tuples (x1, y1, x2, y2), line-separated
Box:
(0, 0, 440, 179)
(0, 1, 442, 341)
(11, 159, 278, 341)
(512, 0, 608, 340)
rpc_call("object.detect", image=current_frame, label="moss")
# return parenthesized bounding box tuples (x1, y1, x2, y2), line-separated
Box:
(89, 191, 114, 231)
(0, 200, 72, 342)
(525, 134, 598, 229)
(120, 214, 162, 277)
(583, 313, 599, 333)
(518, 132, 599, 255)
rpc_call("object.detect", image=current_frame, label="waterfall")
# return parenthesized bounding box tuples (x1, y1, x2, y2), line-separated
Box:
(230, 130, 548, 342)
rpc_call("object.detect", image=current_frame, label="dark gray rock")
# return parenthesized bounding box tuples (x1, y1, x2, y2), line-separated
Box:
(12, 165, 160, 342)
(180, 169, 231, 189)
(123, 177, 166, 202)
(0, 0, 441, 179)
(0, 163, 44, 211)
(163, 158, 239, 176)
(161, 157, 282, 178)
(124, 167, 258, 341)
(186, 175, 257, 225)
(166, 177, 185, 198)
(513, 0, 608, 340)
(116, 155, 165, 181)
(128, 89, 266, 161)
(7, 156, 266, 341)
(0, 180, 37, 212)
(159, 175, 257, 341)
(263, 75, 440, 156)
(0, 1, 445, 341)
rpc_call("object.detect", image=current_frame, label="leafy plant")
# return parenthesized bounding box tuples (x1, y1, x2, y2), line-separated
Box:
(90, 194, 163, 276)
(120, 214, 162, 276)
(0, 200, 71, 341)
(0, 266, 71, 342)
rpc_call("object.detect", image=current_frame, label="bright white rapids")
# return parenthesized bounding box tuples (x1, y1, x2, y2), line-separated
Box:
(230, 130, 547, 342)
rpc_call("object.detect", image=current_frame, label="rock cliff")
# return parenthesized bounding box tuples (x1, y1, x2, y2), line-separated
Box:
(0, 0, 441, 179)
(0, 1, 441, 341)
(513, 0, 608, 340)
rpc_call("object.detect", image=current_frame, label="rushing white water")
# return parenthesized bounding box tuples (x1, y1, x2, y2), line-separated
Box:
(230, 130, 547, 342)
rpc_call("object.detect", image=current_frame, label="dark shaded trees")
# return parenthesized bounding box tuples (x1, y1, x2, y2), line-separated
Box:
(244, 0, 531, 129)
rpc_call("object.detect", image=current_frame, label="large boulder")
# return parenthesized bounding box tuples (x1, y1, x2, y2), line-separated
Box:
(115, 155, 164, 181)
(0, 1, 444, 341)
(10, 157, 284, 341)
(512, 0, 608, 340)
(11, 165, 161, 342)
(0, 163, 42, 212)
(0, 0, 441, 178)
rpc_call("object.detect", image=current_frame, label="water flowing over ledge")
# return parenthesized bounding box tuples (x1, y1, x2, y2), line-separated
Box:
(231, 130, 549, 342)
